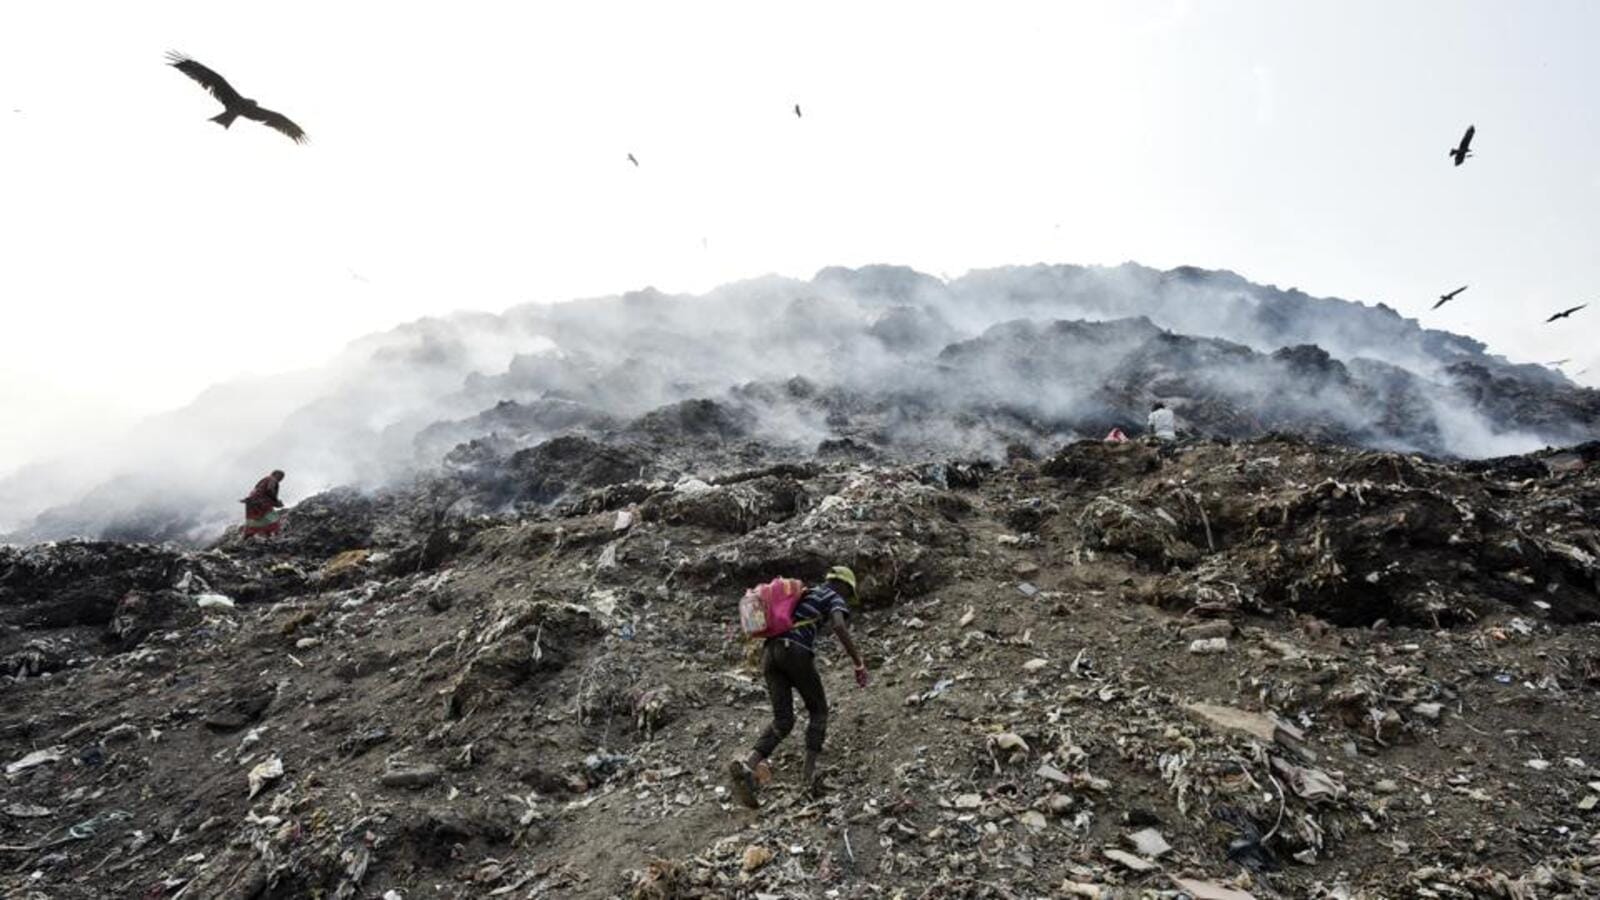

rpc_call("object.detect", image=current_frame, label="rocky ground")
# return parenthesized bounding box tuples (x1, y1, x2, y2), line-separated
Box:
(4, 436, 1600, 899)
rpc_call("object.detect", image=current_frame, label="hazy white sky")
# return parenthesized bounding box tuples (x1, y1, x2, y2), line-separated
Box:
(3, 1, 1597, 473)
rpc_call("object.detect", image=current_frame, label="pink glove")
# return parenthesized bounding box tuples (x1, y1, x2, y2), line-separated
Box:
(854, 665, 869, 688)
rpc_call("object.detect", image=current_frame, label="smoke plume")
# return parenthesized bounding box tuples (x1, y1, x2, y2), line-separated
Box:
(4, 262, 1597, 544)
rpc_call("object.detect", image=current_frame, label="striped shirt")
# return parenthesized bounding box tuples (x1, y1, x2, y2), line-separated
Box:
(772, 584, 851, 652)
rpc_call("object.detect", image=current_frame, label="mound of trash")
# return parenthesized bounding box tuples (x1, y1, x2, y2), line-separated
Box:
(4, 435, 1600, 898)
(8, 263, 1600, 545)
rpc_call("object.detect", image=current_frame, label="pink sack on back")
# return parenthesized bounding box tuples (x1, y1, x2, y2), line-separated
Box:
(738, 577, 806, 638)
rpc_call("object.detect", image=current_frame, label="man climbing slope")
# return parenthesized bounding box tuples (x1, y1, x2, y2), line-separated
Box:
(730, 566, 867, 807)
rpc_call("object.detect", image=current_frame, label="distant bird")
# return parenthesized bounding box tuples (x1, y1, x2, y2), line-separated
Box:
(1546, 303, 1588, 323)
(794, 103, 802, 119)
(1433, 285, 1468, 310)
(1546, 358, 1571, 367)
(166, 52, 306, 143)
(1449, 125, 1475, 166)
(627, 153, 639, 167)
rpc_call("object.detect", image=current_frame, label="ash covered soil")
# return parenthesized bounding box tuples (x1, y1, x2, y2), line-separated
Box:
(5, 436, 1600, 899)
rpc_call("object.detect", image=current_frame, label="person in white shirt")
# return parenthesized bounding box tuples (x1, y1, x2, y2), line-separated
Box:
(1147, 401, 1178, 440)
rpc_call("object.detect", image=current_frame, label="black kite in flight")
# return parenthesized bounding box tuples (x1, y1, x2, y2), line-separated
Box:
(167, 52, 307, 144)
(1449, 125, 1474, 166)
(1433, 285, 1468, 310)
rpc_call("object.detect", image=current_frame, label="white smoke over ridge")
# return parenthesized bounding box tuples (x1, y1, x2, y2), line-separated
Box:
(3, 262, 1596, 543)
(1, 315, 552, 539)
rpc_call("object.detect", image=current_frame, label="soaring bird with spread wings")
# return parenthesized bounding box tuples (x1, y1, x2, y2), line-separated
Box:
(166, 52, 307, 144)
(1546, 304, 1587, 323)
(1449, 125, 1474, 166)
(1433, 285, 1468, 310)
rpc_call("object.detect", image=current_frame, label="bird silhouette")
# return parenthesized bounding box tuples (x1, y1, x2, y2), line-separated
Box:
(166, 52, 306, 144)
(627, 153, 639, 167)
(794, 103, 802, 119)
(1449, 125, 1474, 166)
(1546, 304, 1587, 323)
(1433, 285, 1468, 310)
(1546, 359, 1571, 367)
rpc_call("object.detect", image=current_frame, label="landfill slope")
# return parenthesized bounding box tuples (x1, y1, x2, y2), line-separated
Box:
(4, 437, 1600, 899)
(9, 263, 1600, 545)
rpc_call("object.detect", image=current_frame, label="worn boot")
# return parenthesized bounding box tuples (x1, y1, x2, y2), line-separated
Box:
(803, 750, 825, 799)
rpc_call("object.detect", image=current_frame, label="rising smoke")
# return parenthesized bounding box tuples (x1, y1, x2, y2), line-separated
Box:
(4, 262, 1596, 544)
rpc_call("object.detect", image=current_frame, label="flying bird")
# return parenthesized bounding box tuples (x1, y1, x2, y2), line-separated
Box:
(1433, 285, 1468, 310)
(1546, 358, 1571, 367)
(1449, 125, 1474, 166)
(627, 153, 639, 167)
(166, 52, 306, 144)
(1546, 304, 1588, 323)
(794, 103, 802, 119)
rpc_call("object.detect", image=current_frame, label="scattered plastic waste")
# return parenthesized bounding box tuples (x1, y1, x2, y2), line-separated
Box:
(2, 433, 1599, 897)
(5, 747, 65, 776)
(247, 756, 284, 798)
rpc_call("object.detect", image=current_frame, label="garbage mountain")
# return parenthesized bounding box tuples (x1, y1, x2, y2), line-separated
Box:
(4, 263, 1597, 543)
(4, 433, 1600, 898)
(5, 262, 1600, 897)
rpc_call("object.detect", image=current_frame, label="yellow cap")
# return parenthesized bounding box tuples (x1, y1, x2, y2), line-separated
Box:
(825, 565, 857, 593)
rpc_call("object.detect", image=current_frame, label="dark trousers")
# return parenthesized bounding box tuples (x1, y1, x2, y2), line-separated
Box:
(754, 640, 829, 756)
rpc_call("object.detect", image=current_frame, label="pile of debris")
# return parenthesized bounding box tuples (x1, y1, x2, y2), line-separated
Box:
(3, 435, 1600, 898)
(11, 263, 1600, 547)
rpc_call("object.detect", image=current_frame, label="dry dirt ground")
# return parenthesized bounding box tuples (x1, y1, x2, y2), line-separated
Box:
(4, 437, 1600, 899)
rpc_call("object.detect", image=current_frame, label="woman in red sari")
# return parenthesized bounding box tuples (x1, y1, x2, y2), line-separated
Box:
(241, 470, 286, 538)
